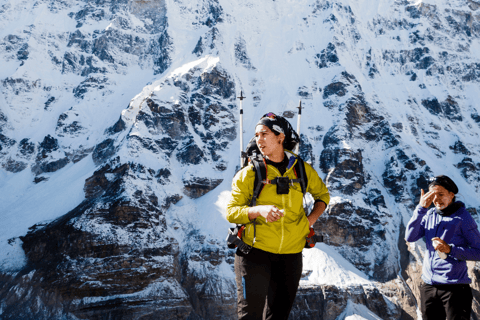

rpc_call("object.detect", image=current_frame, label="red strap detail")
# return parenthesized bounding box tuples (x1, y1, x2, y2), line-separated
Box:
(307, 227, 315, 238)
(238, 225, 245, 239)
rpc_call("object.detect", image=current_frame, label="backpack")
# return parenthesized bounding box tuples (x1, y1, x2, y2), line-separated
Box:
(226, 150, 321, 253)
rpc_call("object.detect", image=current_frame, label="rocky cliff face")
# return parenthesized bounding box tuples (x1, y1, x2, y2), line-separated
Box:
(2, 0, 480, 319)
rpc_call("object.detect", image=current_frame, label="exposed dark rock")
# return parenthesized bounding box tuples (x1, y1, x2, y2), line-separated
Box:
(392, 122, 403, 131)
(16, 43, 29, 61)
(80, 56, 107, 76)
(0, 133, 16, 152)
(73, 77, 108, 99)
(32, 157, 69, 175)
(345, 95, 372, 127)
(92, 35, 114, 63)
(323, 82, 347, 99)
(215, 161, 227, 171)
(105, 116, 127, 135)
(297, 86, 312, 99)
(0, 111, 7, 133)
(0, 150, 238, 318)
(38, 134, 59, 158)
(192, 27, 218, 57)
(235, 37, 255, 70)
(345, 100, 399, 148)
(383, 156, 407, 202)
(129, 135, 162, 155)
(450, 140, 471, 155)
(44, 96, 55, 110)
(203, 2, 223, 27)
(315, 200, 396, 281)
(198, 67, 235, 99)
(18, 138, 35, 158)
(143, 99, 188, 138)
(291, 285, 401, 320)
(67, 29, 88, 48)
(58, 120, 84, 136)
(85, 166, 124, 200)
(320, 147, 365, 195)
(162, 194, 182, 209)
(176, 139, 205, 165)
(472, 113, 480, 123)
(29, 135, 70, 175)
(156, 137, 179, 156)
(68, 147, 94, 164)
(92, 138, 116, 166)
(421, 96, 462, 121)
(298, 134, 314, 165)
(416, 55, 435, 69)
(363, 188, 387, 209)
(2, 158, 28, 172)
(315, 42, 339, 69)
(193, 36, 204, 56)
(34, 176, 49, 184)
(396, 149, 417, 171)
(183, 178, 223, 199)
(282, 110, 295, 118)
(153, 31, 172, 75)
(322, 126, 342, 147)
(455, 157, 479, 179)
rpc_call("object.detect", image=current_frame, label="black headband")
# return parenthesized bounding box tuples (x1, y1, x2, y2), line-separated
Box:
(255, 112, 300, 151)
(428, 175, 458, 194)
(256, 113, 285, 135)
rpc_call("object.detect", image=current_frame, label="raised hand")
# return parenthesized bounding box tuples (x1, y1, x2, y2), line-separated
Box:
(419, 189, 435, 208)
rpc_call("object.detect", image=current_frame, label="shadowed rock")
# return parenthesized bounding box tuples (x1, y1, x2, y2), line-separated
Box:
(183, 178, 223, 199)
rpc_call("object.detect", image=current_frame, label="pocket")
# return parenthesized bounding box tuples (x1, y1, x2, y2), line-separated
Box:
(300, 215, 310, 238)
(284, 188, 304, 219)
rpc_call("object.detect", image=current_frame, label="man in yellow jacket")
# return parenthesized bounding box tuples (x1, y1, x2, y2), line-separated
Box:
(226, 112, 330, 320)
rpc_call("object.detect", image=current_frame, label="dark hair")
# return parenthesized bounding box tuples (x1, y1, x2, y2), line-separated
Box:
(254, 112, 300, 151)
(428, 175, 458, 194)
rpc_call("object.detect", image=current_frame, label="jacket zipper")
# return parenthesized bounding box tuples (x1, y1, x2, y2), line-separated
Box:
(429, 213, 443, 284)
(268, 156, 299, 253)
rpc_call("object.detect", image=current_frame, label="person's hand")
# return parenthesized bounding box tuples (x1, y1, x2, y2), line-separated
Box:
(432, 237, 451, 254)
(419, 189, 435, 208)
(250, 205, 284, 223)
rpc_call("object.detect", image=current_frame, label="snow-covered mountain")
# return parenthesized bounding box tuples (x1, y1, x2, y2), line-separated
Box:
(1, 0, 480, 318)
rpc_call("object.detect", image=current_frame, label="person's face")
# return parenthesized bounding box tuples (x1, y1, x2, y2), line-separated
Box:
(429, 185, 455, 210)
(255, 125, 284, 158)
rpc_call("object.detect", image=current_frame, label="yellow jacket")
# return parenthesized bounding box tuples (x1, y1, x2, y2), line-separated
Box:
(226, 151, 330, 254)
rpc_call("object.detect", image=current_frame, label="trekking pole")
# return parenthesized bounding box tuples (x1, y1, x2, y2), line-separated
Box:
(294, 100, 301, 154)
(238, 91, 246, 168)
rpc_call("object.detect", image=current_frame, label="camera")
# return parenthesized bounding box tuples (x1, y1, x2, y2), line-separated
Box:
(276, 177, 290, 194)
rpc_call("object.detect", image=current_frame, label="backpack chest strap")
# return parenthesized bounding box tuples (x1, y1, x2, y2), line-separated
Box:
(268, 177, 303, 185)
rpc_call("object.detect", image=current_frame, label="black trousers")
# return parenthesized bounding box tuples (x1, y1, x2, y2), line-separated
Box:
(420, 281, 473, 320)
(234, 247, 303, 320)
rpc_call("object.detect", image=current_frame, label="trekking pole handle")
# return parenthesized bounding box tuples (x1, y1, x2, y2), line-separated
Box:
(238, 91, 246, 167)
(295, 100, 301, 154)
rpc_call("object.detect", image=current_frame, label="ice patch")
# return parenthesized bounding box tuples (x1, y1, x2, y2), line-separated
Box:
(301, 243, 371, 287)
(336, 300, 383, 320)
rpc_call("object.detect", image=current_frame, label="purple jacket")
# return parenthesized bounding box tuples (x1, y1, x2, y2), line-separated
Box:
(406, 202, 480, 285)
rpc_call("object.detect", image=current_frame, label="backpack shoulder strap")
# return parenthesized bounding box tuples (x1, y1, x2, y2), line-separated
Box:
(293, 157, 308, 196)
(251, 157, 267, 206)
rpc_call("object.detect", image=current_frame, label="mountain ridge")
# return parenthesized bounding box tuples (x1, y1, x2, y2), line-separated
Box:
(1, 0, 480, 318)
